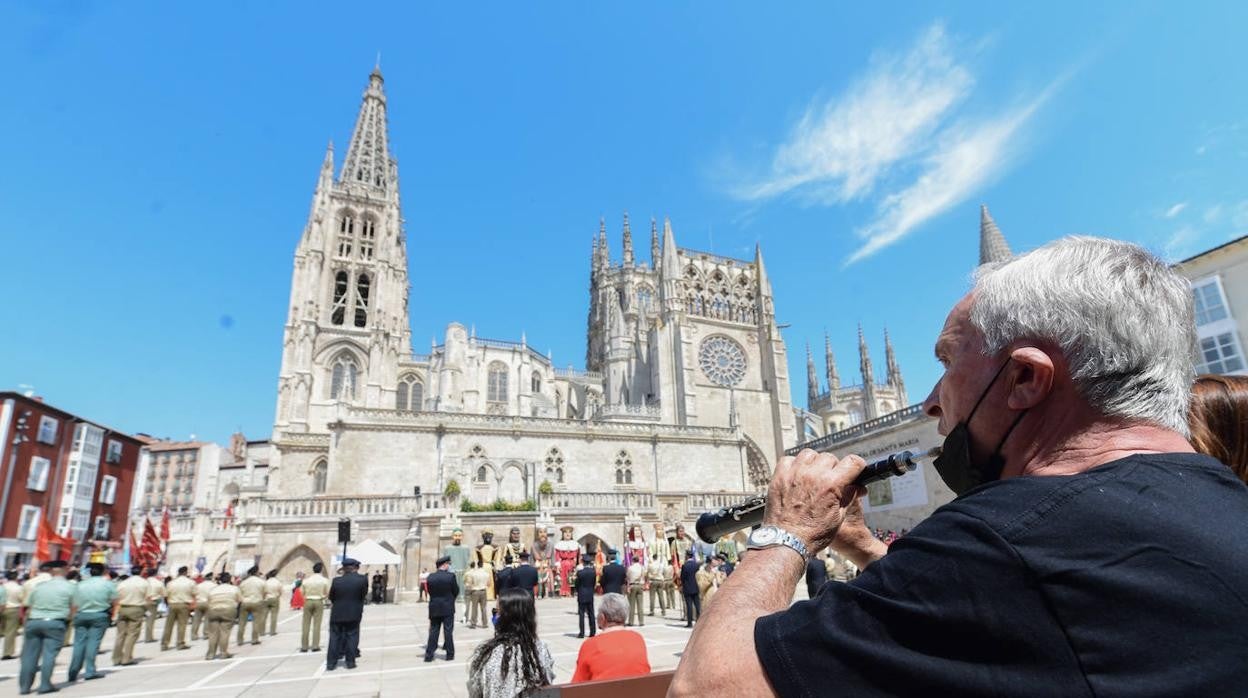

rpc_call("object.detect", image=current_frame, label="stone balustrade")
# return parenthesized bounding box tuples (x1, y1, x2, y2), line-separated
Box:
(245, 495, 423, 520)
(789, 403, 927, 455)
(594, 402, 662, 422)
(684, 491, 743, 511)
(539, 491, 655, 512)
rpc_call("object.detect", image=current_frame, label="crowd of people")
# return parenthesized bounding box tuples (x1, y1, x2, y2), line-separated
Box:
(0, 557, 381, 694)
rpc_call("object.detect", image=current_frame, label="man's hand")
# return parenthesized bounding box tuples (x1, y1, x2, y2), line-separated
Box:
(831, 490, 890, 569)
(763, 449, 867, 554)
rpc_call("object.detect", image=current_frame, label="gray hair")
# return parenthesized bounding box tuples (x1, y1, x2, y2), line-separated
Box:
(597, 593, 629, 626)
(969, 236, 1195, 435)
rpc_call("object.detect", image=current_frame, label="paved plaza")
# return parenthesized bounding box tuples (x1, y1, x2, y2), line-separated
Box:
(0, 594, 736, 697)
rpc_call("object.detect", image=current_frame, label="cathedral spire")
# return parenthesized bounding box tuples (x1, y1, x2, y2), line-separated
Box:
(661, 217, 679, 278)
(598, 217, 609, 269)
(979, 204, 1013, 266)
(884, 327, 907, 406)
(859, 324, 878, 421)
(340, 67, 393, 194)
(650, 217, 660, 269)
(806, 343, 819, 407)
(622, 212, 634, 266)
(825, 330, 840, 391)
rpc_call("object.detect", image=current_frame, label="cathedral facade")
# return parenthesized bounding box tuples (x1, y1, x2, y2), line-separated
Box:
(163, 68, 910, 591)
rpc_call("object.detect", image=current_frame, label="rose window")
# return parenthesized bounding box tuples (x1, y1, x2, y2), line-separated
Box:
(698, 336, 747, 387)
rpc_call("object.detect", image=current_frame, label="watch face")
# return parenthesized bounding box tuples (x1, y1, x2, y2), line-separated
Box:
(750, 527, 777, 546)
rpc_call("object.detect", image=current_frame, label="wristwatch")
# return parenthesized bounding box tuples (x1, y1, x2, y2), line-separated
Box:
(746, 525, 810, 559)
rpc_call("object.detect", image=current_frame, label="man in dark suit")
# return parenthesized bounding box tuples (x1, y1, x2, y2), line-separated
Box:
(326, 558, 368, 671)
(512, 552, 539, 596)
(805, 554, 829, 599)
(599, 550, 626, 595)
(496, 554, 514, 592)
(424, 556, 459, 662)
(680, 551, 701, 628)
(574, 554, 597, 638)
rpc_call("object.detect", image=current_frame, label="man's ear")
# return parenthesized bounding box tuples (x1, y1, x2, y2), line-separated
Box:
(1006, 347, 1055, 409)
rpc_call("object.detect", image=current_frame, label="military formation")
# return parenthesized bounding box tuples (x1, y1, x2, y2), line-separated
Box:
(1, 556, 379, 694)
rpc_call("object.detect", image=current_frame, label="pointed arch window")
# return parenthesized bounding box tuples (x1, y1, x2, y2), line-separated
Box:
(354, 273, 370, 328)
(396, 374, 423, 411)
(544, 447, 565, 484)
(531, 372, 542, 394)
(330, 353, 359, 400)
(359, 218, 376, 260)
(487, 362, 509, 403)
(614, 450, 633, 486)
(312, 459, 327, 494)
(476, 465, 488, 483)
(336, 213, 355, 258)
(331, 271, 349, 326)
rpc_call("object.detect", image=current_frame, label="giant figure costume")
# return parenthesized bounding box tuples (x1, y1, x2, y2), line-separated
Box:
(474, 531, 503, 601)
(554, 526, 579, 597)
(442, 529, 471, 600)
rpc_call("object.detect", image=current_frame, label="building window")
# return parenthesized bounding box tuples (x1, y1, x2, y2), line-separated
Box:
(476, 465, 489, 483)
(354, 273, 370, 328)
(36, 416, 58, 445)
(337, 213, 355, 257)
(312, 460, 327, 494)
(1197, 332, 1246, 374)
(637, 287, 653, 313)
(487, 362, 509, 403)
(531, 372, 541, 394)
(18, 506, 41, 541)
(331, 271, 349, 326)
(27, 457, 51, 491)
(93, 515, 110, 540)
(396, 374, 423, 411)
(359, 217, 376, 260)
(99, 475, 118, 505)
(1193, 279, 1230, 327)
(614, 450, 633, 486)
(330, 354, 359, 400)
(106, 439, 123, 464)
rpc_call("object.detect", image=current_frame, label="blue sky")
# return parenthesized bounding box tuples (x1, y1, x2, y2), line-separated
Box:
(1, 2, 1245, 444)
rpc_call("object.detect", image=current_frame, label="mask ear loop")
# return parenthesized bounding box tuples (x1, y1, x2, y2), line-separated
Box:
(964, 359, 1014, 427)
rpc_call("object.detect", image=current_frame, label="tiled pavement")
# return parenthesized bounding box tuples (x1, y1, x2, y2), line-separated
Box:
(0, 591, 769, 698)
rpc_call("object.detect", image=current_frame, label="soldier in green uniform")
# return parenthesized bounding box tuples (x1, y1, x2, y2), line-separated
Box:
(19, 560, 73, 695)
(67, 562, 117, 682)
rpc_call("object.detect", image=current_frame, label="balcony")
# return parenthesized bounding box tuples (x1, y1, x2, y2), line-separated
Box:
(245, 495, 424, 521)
(539, 491, 654, 512)
(593, 402, 662, 422)
(788, 403, 927, 455)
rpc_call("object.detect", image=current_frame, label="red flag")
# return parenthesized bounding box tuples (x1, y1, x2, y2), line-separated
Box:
(34, 518, 51, 566)
(129, 525, 141, 565)
(160, 507, 171, 542)
(141, 517, 161, 569)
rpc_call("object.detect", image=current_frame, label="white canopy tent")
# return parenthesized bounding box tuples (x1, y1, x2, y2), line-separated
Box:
(333, 539, 402, 567)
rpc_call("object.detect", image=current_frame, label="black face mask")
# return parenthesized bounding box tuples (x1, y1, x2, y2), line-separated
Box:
(932, 360, 1028, 495)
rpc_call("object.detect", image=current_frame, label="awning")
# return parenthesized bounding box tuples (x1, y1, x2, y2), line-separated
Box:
(333, 539, 402, 567)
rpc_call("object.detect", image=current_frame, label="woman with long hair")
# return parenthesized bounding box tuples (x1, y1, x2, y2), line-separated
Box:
(1189, 374, 1248, 483)
(467, 588, 555, 697)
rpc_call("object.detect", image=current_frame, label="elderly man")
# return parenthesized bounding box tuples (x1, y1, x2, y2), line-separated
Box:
(571, 593, 651, 683)
(671, 237, 1248, 696)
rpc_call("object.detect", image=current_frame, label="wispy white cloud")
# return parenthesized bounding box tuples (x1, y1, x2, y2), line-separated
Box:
(1164, 202, 1188, 218)
(733, 22, 1067, 265)
(1203, 205, 1223, 224)
(844, 87, 1057, 265)
(738, 24, 973, 204)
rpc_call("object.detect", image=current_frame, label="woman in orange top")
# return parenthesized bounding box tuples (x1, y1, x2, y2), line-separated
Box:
(571, 593, 651, 683)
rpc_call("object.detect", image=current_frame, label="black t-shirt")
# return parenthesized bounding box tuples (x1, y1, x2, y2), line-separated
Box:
(755, 453, 1248, 697)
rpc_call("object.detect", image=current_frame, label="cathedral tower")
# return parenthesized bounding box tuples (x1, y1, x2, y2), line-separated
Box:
(273, 67, 412, 434)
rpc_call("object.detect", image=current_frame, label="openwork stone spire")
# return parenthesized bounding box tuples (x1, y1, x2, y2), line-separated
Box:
(825, 330, 840, 391)
(340, 67, 393, 194)
(806, 343, 819, 407)
(622, 212, 634, 266)
(979, 204, 1013, 266)
(859, 324, 878, 421)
